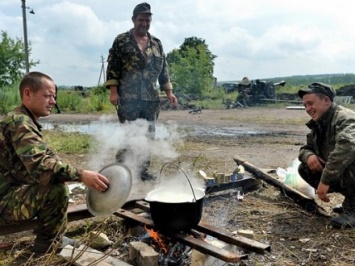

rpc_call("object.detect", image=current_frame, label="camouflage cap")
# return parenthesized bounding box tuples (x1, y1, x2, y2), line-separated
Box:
(298, 82, 336, 101)
(133, 2, 152, 16)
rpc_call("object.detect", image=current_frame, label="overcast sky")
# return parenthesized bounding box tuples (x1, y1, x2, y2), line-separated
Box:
(1, 0, 355, 87)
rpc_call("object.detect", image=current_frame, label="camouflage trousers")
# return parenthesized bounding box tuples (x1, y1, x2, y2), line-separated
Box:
(116, 100, 160, 174)
(0, 183, 69, 240)
(298, 162, 355, 198)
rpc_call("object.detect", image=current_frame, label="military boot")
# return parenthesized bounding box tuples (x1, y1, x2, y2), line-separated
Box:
(115, 149, 127, 163)
(140, 161, 156, 181)
(330, 197, 355, 228)
(32, 234, 81, 253)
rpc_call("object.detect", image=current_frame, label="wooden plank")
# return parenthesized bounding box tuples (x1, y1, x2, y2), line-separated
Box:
(286, 106, 305, 110)
(334, 96, 353, 104)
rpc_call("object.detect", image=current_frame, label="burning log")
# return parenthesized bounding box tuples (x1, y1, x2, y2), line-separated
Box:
(233, 155, 329, 216)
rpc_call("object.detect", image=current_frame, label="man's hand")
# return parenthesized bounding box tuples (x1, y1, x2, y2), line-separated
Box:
(306, 154, 325, 172)
(168, 94, 178, 106)
(109, 86, 120, 106)
(165, 89, 178, 106)
(317, 182, 330, 202)
(80, 170, 109, 192)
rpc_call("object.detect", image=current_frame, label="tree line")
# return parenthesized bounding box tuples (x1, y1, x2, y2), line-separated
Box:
(1, 29, 355, 94)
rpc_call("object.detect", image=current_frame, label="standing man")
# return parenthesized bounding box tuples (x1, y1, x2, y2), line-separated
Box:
(105, 2, 177, 180)
(0, 71, 109, 253)
(298, 82, 355, 228)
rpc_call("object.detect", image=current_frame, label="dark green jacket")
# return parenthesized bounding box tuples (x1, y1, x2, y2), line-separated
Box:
(299, 104, 355, 185)
(0, 105, 82, 212)
(105, 29, 172, 101)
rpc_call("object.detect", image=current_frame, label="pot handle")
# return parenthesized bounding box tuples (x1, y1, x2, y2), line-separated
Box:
(159, 162, 197, 202)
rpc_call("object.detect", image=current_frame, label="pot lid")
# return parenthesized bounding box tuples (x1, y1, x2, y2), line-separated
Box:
(86, 163, 132, 216)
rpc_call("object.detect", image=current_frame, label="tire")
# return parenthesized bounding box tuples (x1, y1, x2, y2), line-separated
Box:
(264, 83, 275, 99)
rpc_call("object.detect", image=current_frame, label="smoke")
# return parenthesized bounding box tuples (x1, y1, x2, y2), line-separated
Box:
(87, 115, 205, 199)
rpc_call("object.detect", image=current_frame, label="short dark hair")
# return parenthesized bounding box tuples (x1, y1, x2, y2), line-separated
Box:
(19, 71, 53, 99)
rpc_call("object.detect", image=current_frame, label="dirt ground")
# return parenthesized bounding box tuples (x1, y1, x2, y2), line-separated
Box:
(2, 106, 355, 265)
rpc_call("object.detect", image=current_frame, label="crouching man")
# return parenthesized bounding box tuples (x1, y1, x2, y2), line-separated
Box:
(298, 82, 355, 228)
(0, 72, 109, 253)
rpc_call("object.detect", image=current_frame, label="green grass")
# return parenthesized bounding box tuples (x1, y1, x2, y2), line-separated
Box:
(43, 130, 97, 154)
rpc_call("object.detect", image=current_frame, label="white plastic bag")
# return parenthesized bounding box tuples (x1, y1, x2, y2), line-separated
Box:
(276, 158, 315, 199)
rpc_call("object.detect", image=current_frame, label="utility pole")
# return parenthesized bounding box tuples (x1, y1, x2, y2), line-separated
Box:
(98, 55, 106, 85)
(21, 0, 29, 73)
(21, 0, 35, 74)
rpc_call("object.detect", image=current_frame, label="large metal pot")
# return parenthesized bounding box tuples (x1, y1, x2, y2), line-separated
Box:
(145, 187, 205, 232)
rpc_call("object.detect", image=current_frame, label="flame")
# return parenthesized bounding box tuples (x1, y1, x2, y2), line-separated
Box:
(145, 226, 168, 254)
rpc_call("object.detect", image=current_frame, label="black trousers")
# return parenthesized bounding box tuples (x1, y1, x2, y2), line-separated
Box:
(115, 100, 160, 175)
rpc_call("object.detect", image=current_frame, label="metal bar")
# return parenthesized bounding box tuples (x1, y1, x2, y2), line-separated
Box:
(135, 200, 150, 212)
(205, 176, 261, 194)
(0, 204, 92, 236)
(195, 222, 270, 254)
(135, 200, 270, 254)
(233, 155, 328, 215)
(114, 209, 154, 227)
(114, 208, 247, 262)
(174, 233, 247, 262)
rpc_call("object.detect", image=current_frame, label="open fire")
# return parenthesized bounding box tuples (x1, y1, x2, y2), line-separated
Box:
(144, 226, 191, 265)
(116, 201, 270, 265)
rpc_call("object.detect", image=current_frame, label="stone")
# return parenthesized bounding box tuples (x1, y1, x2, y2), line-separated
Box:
(89, 231, 113, 249)
(129, 241, 159, 266)
(191, 238, 236, 266)
(237, 229, 254, 239)
(59, 244, 131, 266)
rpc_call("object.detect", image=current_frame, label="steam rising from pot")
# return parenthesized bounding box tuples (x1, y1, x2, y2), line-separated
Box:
(86, 115, 205, 197)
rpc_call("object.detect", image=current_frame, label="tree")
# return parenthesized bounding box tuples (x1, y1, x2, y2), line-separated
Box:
(0, 31, 38, 87)
(167, 37, 216, 95)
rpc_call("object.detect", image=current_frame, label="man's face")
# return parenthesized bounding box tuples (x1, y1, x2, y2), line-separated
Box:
(24, 78, 56, 119)
(132, 13, 151, 36)
(302, 93, 331, 121)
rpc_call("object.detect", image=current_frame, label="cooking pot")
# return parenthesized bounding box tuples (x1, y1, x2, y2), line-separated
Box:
(145, 187, 204, 232)
(86, 163, 132, 216)
(145, 163, 205, 232)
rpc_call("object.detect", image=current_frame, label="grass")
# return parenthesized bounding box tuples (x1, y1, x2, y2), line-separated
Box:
(43, 130, 97, 154)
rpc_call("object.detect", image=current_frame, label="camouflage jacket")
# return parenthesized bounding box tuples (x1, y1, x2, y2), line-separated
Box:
(105, 29, 171, 101)
(299, 104, 355, 185)
(0, 105, 82, 210)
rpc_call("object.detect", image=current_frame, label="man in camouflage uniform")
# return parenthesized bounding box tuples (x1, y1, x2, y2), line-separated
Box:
(105, 3, 178, 181)
(298, 82, 355, 228)
(236, 77, 252, 108)
(0, 72, 109, 253)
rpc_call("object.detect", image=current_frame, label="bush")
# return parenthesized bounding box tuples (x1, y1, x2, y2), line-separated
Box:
(0, 84, 20, 114)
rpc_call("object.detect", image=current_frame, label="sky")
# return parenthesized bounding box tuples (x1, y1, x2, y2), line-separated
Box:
(1, 0, 355, 87)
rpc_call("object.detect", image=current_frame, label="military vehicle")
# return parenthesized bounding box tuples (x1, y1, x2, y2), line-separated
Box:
(224, 78, 286, 108)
